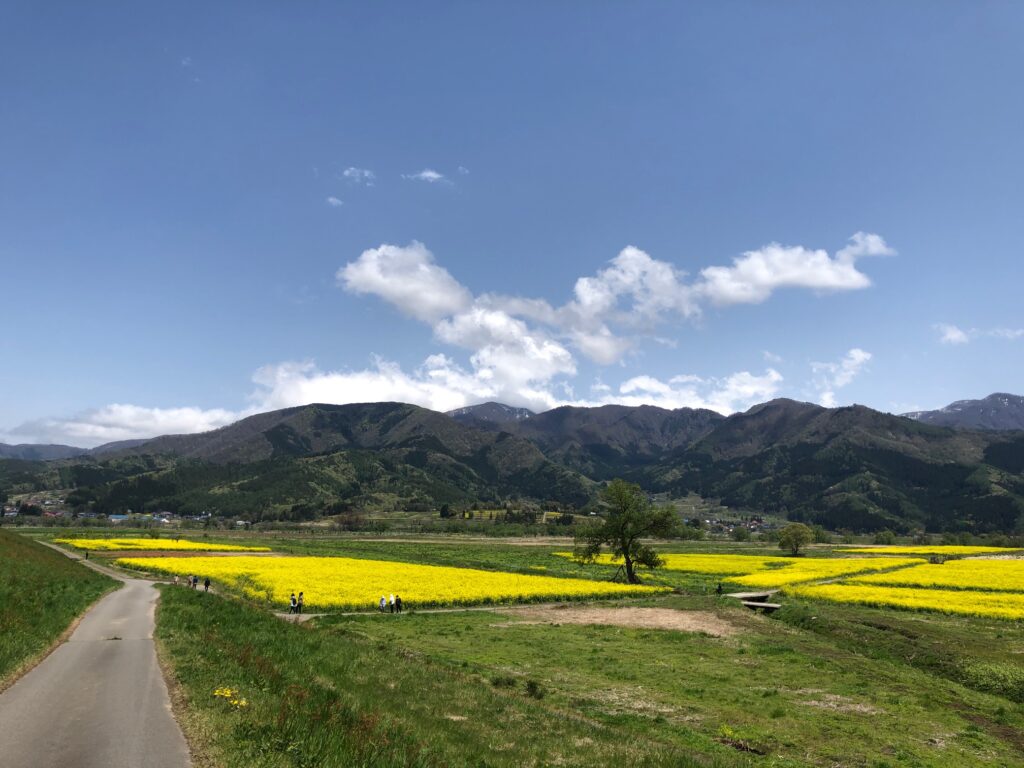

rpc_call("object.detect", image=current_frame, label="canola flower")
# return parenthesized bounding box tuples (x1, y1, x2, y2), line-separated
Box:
(837, 546, 1022, 556)
(728, 557, 925, 588)
(213, 687, 248, 708)
(554, 552, 787, 575)
(55, 537, 270, 553)
(849, 558, 1024, 593)
(117, 555, 668, 610)
(786, 583, 1024, 621)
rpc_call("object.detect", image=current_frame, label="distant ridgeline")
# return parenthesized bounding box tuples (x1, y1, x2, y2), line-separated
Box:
(3, 394, 1024, 534)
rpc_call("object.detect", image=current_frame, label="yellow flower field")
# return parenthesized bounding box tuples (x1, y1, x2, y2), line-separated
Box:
(117, 555, 668, 610)
(728, 557, 924, 588)
(849, 558, 1024, 593)
(554, 552, 787, 575)
(786, 583, 1024, 620)
(55, 537, 271, 553)
(837, 546, 1021, 556)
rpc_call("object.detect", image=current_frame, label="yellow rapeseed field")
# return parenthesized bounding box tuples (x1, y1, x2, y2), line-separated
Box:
(849, 558, 1024, 592)
(837, 546, 1021, 556)
(786, 583, 1024, 620)
(55, 537, 270, 553)
(117, 555, 668, 610)
(554, 552, 787, 575)
(729, 557, 924, 588)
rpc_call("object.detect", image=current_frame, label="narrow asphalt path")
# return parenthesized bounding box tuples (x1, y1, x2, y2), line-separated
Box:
(0, 554, 191, 768)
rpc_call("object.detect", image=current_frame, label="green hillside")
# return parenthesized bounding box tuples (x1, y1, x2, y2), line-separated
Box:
(3, 400, 1024, 533)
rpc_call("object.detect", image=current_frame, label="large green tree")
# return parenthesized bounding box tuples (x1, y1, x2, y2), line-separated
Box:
(778, 522, 814, 556)
(574, 479, 677, 583)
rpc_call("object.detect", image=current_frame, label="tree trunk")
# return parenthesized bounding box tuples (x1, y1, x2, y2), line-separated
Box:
(623, 554, 638, 584)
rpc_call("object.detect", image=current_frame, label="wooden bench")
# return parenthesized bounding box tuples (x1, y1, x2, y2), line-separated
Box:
(741, 601, 782, 614)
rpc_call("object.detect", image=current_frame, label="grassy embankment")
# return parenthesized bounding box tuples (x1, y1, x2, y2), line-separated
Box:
(0, 529, 118, 685)
(156, 586, 739, 768)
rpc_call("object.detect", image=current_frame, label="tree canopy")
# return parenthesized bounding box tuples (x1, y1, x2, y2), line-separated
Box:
(574, 479, 677, 583)
(778, 522, 814, 556)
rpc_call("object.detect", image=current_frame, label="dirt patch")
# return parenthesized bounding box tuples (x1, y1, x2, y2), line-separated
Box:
(496, 606, 738, 636)
(801, 693, 880, 715)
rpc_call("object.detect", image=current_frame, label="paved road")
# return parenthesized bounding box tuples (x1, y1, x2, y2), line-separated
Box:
(0, 574, 191, 768)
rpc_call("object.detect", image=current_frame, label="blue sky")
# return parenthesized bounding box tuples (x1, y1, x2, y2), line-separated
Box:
(2, 2, 1022, 446)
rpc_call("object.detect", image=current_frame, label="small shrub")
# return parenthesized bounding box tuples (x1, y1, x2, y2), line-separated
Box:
(525, 679, 545, 699)
(959, 662, 1024, 703)
(490, 675, 517, 689)
(873, 529, 896, 545)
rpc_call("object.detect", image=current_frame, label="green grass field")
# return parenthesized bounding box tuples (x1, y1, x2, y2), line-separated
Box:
(318, 594, 1024, 767)
(17, 529, 1024, 765)
(156, 586, 730, 768)
(0, 529, 117, 685)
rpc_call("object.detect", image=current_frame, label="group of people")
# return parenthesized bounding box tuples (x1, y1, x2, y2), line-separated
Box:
(288, 592, 305, 614)
(174, 574, 210, 592)
(378, 593, 403, 613)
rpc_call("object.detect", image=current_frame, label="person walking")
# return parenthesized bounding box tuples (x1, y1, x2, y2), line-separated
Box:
(379, 595, 387, 613)
(204, 577, 210, 593)
(389, 594, 395, 614)
(289, 593, 297, 614)
(297, 592, 304, 615)
(395, 595, 403, 613)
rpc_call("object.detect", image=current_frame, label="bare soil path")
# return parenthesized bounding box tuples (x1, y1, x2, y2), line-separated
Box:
(0, 546, 191, 768)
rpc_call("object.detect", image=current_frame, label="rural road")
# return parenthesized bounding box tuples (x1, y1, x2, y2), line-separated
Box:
(0, 567, 192, 768)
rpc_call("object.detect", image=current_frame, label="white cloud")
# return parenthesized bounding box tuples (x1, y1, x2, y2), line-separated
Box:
(811, 348, 872, 407)
(937, 323, 1024, 345)
(6, 234, 889, 446)
(991, 328, 1024, 340)
(338, 235, 885, 370)
(697, 232, 894, 306)
(597, 369, 783, 413)
(457, 166, 470, 175)
(326, 196, 344, 208)
(936, 323, 970, 345)
(762, 350, 783, 364)
(247, 358, 779, 420)
(402, 169, 445, 183)
(338, 241, 472, 323)
(342, 167, 375, 185)
(8, 404, 237, 447)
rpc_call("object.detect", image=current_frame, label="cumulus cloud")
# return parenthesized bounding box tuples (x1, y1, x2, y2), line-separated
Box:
(339, 241, 472, 323)
(696, 232, 894, 305)
(402, 169, 445, 183)
(7, 233, 887, 446)
(342, 167, 375, 185)
(339, 235, 888, 370)
(326, 196, 344, 208)
(935, 323, 1023, 345)
(245, 358, 781, 421)
(8, 405, 237, 447)
(606, 369, 783, 413)
(936, 323, 970, 345)
(811, 348, 872, 407)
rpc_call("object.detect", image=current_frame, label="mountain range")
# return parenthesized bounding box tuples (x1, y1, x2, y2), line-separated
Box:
(903, 393, 1024, 431)
(2, 393, 1023, 533)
